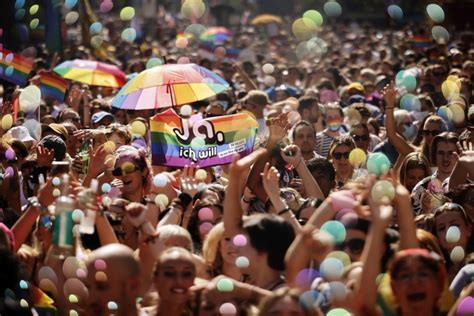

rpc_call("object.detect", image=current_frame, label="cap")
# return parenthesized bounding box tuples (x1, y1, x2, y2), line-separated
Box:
(348, 94, 366, 105)
(42, 123, 69, 141)
(243, 90, 270, 107)
(91, 111, 114, 125)
(347, 82, 365, 93)
(7, 126, 36, 144)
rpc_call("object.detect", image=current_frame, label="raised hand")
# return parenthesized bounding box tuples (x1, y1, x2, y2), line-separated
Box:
(381, 81, 397, 110)
(180, 164, 200, 198)
(457, 141, 474, 167)
(229, 147, 267, 177)
(267, 112, 290, 143)
(36, 145, 55, 167)
(281, 144, 303, 167)
(261, 162, 280, 198)
(87, 144, 107, 176)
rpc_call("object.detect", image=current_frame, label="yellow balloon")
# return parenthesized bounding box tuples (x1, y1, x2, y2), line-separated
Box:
(103, 141, 116, 154)
(130, 121, 146, 136)
(349, 148, 366, 167)
(1, 114, 13, 130)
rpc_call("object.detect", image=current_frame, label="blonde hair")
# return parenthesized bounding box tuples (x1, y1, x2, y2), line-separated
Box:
(156, 225, 194, 252)
(202, 222, 225, 275)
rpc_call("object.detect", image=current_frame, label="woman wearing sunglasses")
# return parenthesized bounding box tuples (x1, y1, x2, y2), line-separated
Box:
(112, 146, 152, 203)
(328, 135, 356, 189)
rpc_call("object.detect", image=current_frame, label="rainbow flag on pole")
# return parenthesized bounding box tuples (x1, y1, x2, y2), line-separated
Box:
(150, 108, 258, 168)
(0, 48, 34, 86)
(39, 71, 69, 101)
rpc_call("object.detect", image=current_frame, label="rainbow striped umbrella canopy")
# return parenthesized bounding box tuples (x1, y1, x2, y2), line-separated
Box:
(112, 63, 229, 110)
(199, 27, 232, 44)
(54, 59, 126, 88)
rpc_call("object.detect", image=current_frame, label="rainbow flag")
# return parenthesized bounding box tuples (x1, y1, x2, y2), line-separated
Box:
(0, 48, 34, 86)
(412, 35, 433, 48)
(150, 108, 258, 168)
(39, 71, 69, 101)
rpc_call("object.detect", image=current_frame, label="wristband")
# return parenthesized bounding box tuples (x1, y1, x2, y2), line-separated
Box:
(277, 207, 292, 216)
(178, 192, 193, 209)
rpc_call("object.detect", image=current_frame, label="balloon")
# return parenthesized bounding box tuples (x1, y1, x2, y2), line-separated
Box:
(216, 279, 234, 292)
(19, 85, 41, 113)
(1, 114, 13, 130)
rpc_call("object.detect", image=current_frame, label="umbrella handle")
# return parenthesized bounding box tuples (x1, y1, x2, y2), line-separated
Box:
(166, 81, 175, 107)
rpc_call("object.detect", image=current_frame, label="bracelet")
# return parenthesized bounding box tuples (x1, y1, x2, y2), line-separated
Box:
(178, 192, 193, 209)
(277, 207, 292, 216)
(26, 197, 48, 213)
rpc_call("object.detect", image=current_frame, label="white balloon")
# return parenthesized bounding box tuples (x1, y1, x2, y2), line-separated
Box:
(19, 85, 41, 113)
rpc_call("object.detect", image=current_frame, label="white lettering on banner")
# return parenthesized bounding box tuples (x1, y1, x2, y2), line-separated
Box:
(173, 118, 225, 145)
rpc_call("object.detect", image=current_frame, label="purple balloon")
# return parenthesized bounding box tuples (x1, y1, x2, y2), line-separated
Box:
(457, 296, 474, 315)
(4, 166, 14, 178)
(5, 148, 16, 161)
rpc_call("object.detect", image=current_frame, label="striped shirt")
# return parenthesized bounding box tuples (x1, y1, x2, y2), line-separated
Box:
(316, 130, 336, 158)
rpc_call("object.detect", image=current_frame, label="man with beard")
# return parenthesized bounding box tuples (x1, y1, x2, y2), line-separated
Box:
(297, 96, 321, 132)
(291, 121, 322, 162)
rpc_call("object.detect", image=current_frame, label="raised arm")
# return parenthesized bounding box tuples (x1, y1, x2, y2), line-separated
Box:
(281, 144, 325, 199)
(233, 62, 259, 91)
(382, 82, 415, 157)
(449, 141, 474, 191)
(391, 171, 419, 249)
(247, 113, 289, 202)
(262, 162, 301, 233)
(355, 202, 393, 313)
(224, 148, 267, 235)
(12, 178, 54, 251)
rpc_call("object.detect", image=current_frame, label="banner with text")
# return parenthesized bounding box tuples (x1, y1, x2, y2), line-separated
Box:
(150, 109, 258, 168)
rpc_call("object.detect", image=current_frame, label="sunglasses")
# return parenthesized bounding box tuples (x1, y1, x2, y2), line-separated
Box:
(351, 134, 369, 142)
(333, 152, 350, 160)
(112, 163, 139, 176)
(422, 130, 441, 137)
(340, 238, 365, 254)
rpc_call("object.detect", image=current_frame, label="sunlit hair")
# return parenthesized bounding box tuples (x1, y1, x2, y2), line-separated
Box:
(153, 247, 196, 277)
(429, 132, 460, 165)
(398, 152, 430, 189)
(433, 202, 472, 225)
(106, 123, 132, 145)
(114, 145, 152, 192)
(416, 229, 445, 263)
(258, 287, 317, 316)
(201, 222, 225, 276)
(156, 225, 194, 252)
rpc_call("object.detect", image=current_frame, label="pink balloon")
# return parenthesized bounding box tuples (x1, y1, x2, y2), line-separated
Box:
(331, 191, 355, 211)
(198, 207, 214, 221)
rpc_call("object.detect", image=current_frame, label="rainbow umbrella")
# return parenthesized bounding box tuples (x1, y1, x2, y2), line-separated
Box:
(54, 59, 126, 88)
(112, 63, 229, 110)
(199, 27, 233, 44)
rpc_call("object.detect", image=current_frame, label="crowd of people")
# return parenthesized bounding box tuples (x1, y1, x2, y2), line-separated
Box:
(1, 1, 474, 315)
